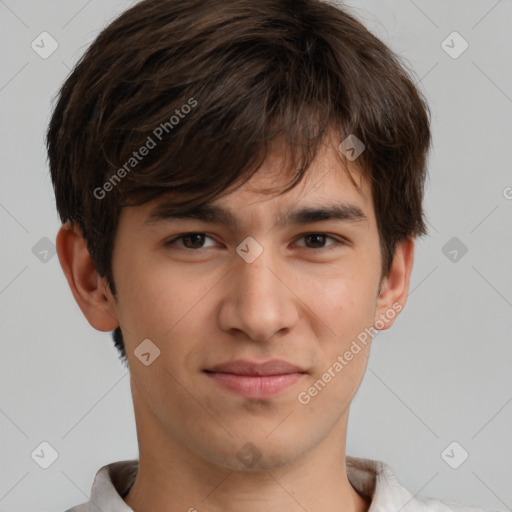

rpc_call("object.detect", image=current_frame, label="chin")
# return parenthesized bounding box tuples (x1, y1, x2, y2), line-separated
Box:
(203, 437, 305, 473)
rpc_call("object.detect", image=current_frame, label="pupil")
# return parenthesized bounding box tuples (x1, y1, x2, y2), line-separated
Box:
(185, 234, 204, 248)
(308, 234, 325, 248)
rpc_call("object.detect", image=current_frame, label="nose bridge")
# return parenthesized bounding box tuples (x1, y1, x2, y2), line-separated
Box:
(238, 244, 276, 296)
(219, 238, 298, 341)
(236, 239, 281, 307)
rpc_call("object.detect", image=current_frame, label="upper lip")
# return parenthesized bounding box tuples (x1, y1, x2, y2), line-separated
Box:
(205, 359, 305, 376)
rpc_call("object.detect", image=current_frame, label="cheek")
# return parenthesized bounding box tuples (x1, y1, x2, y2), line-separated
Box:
(115, 258, 221, 354)
(296, 267, 378, 411)
(299, 255, 380, 340)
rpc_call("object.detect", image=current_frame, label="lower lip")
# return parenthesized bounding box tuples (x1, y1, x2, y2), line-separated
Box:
(205, 372, 304, 399)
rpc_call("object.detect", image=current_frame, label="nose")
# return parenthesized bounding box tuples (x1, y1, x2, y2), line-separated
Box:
(217, 243, 300, 343)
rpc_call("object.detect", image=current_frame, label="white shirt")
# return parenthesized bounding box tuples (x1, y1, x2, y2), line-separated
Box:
(65, 455, 503, 512)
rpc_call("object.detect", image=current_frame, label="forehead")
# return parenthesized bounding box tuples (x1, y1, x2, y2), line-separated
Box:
(134, 133, 375, 231)
(239, 130, 368, 193)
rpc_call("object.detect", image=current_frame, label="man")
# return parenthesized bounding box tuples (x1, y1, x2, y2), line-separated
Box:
(48, 0, 499, 510)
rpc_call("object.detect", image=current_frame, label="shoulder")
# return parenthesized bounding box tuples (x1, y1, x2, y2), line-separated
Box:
(346, 456, 504, 512)
(64, 504, 90, 512)
(63, 460, 138, 512)
(408, 494, 505, 512)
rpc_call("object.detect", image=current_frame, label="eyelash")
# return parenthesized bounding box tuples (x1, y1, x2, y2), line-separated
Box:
(165, 232, 347, 252)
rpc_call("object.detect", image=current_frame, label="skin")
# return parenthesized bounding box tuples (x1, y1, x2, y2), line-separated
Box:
(56, 131, 414, 512)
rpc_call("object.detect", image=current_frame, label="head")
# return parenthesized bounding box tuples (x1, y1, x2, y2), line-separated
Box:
(49, 0, 431, 471)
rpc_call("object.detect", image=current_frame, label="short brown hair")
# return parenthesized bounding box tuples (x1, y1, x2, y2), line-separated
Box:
(47, 0, 432, 364)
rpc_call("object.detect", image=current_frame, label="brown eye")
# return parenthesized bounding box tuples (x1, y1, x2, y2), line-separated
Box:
(296, 233, 342, 250)
(166, 233, 216, 249)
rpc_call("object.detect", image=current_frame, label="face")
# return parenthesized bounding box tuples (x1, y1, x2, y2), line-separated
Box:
(100, 134, 408, 471)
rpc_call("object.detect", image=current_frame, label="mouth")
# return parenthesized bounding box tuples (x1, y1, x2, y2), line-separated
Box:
(203, 359, 307, 399)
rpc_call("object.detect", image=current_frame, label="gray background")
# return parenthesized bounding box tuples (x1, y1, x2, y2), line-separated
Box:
(0, 0, 511, 510)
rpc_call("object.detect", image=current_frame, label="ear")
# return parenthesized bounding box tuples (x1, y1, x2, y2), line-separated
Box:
(374, 238, 415, 330)
(56, 221, 119, 332)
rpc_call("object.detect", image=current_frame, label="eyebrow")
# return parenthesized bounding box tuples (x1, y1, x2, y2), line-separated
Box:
(143, 201, 367, 229)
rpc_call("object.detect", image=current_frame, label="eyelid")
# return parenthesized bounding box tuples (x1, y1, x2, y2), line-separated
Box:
(165, 232, 349, 250)
(294, 233, 347, 248)
(165, 232, 218, 248)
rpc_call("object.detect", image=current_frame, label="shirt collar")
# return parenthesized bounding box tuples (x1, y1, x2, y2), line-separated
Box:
(72, 455, 437, 512)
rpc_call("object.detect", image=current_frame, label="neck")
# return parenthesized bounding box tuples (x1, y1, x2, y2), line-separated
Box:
(124, 386, 370, 512)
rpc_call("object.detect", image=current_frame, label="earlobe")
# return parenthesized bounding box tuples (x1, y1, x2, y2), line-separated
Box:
(374, 238, 415, 330)
(56, 222, 119, 332)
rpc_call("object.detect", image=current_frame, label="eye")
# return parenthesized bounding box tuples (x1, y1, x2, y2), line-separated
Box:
(165, 232, 347, 251)
(295, 233, 345, 250)
(165, 232, 217, 250)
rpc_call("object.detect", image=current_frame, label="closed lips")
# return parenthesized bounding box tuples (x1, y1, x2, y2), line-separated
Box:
(204, 359, 306, 376)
